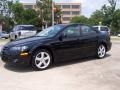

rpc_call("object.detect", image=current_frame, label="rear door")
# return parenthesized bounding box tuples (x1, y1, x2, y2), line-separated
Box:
(80, 25, 98, 57)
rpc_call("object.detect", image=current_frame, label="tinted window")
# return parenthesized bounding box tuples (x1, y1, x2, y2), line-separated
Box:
(63, 25, 80, 38)
(81, 26, 96, 36)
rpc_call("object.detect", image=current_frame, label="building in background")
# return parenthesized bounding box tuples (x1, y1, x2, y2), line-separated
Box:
(22, 3, 36, 10)
(56, 3, 81, 23)
(22, 2, 81, 23)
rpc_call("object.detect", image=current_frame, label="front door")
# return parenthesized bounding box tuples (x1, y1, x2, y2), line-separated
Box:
(52, 25, 81, 62)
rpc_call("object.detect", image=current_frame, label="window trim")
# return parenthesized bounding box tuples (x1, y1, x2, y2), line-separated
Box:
(62, 25, 81, 39)
(80, 25, 97, 36)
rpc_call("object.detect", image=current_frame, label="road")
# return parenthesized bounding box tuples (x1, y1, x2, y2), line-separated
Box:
(0, 40, 120, 90)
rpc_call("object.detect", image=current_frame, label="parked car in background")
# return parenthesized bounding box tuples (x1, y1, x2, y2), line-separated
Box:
(117, 32, 120, 37)
(1, 24, 112, 70)
(0, 31, 9, 39)
(9, 25, 37, 41)
(93, 26, 111, 35)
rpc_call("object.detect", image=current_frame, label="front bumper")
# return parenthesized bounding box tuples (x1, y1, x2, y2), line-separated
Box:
(0, 47, 31, 65)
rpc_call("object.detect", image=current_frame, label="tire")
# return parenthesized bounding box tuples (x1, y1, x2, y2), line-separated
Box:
(97, 44, 106, 59)
(32, 49, 52, 70)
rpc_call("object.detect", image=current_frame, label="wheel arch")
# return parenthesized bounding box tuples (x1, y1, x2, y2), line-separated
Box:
(99, 41, 108, 51)
(30, 46, 55, 64)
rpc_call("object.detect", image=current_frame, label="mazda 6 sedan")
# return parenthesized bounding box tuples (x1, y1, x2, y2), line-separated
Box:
(1, 24, 112, 70)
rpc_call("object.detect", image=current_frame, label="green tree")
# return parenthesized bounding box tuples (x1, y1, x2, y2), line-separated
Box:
(89, 10, 104, 25)
(0, 0, 14, 17)
(101, 0, 116, 26)
(70, 16, 88, 24)
(111, 9, 120, 34)
(11, 2, 24, 24)
(22, 9, 38, 24)
(36, 0, 51, 27)
(0, 0, 8, 15)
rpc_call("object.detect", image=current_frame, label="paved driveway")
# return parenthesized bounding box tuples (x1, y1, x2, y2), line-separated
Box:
(0, 40, 120, 90)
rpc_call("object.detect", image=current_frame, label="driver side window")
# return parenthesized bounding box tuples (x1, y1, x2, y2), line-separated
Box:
(62, 25, 80, 38)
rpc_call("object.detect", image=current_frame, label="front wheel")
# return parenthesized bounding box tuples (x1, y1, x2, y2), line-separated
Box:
(32, 49, 52, 70)
(97, 44, 106, 59)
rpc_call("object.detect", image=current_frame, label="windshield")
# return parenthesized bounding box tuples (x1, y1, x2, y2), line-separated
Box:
(36, 25, 64, 38)
(100, 27, 109, 31)
(13, 26, 35, 31)
(93, 27, 99, 30)
(20, 26, 35, 30)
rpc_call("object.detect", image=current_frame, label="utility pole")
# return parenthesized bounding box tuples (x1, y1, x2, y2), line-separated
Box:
(52, 0, 54, 26)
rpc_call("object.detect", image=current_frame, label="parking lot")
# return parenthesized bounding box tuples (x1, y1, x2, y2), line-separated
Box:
(0, 39, 120, 90)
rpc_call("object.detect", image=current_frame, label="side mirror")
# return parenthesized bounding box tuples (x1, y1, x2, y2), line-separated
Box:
(59, 34, 63, 41)
(59, 33, 67, 41)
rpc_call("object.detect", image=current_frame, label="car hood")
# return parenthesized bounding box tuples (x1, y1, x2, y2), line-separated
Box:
(5, 36, 49, 47)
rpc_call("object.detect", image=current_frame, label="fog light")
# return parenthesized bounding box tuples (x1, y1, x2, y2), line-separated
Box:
(20, 52, 28, 56)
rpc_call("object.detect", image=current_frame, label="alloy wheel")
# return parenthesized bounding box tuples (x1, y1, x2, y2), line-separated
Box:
(97, 45, 106, 58)
(35, 51, 51, 69)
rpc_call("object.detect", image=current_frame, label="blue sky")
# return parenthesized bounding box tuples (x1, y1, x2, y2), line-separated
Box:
(20, 0, 120, 17)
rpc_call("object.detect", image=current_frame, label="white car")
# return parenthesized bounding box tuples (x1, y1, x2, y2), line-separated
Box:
(0, 31, 9, 39)
(10, 25, 37, 41)
(93, 26, 111, 35)
(118, 33, 120, 37)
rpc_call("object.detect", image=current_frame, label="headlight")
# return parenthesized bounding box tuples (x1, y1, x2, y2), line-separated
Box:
(10, 46, 28, 51)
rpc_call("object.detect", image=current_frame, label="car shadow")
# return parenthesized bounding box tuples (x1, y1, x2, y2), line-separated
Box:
(54, 54, 111, 68)
(4, 54, 111, 73)
(4, 63, 34, 73)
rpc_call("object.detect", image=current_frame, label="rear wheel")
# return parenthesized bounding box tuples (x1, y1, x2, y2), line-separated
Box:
(32, 49, 52, 70)
(97, 44, 106, 59)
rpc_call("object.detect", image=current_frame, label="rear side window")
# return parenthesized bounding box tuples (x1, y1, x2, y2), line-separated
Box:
(81, 25, 96, 36)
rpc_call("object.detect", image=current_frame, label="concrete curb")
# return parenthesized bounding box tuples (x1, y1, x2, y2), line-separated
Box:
(112, 40, 120, 43)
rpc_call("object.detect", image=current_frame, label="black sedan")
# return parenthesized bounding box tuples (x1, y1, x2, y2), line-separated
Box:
(1, 24, 112, 70)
